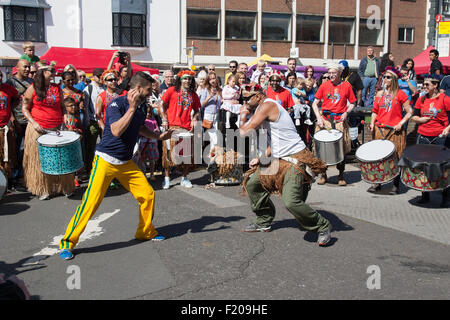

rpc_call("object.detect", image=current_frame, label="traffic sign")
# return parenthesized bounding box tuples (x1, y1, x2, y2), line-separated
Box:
(436, 14, 442, 23)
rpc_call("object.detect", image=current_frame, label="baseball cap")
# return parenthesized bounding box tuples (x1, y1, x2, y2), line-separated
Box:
(93, 68, 104, 77)
(339, 60, 349, 69)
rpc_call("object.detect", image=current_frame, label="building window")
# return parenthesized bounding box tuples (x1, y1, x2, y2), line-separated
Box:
(296, 15, 323, 42)
(329, 17, 354, 44)
(112, 13, 146, 47)
(187, 9, 220, 39)
(359, 19, 384, 45)
(443, 1, 450, 15)
(262, 13, 291, 41)
(225, 11, 256, 40)
(3, 6, 45, 42)
(398, 27, 414, 43)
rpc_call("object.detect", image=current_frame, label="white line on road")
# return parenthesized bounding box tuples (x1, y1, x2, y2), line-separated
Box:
(21, 209, 120, 266)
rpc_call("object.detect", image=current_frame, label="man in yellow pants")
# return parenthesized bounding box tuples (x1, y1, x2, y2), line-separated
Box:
(59, 72, 173, 260)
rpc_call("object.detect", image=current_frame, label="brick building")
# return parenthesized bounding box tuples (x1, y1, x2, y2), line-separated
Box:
(184, 0, 430, 73)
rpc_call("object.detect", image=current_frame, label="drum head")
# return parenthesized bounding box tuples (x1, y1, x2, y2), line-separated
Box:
(356, 139, 395, 162)
(37, 131, 80, 146)
(313, 129, 342, 142)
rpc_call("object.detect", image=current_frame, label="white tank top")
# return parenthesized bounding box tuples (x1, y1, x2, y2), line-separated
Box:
(260, 98, 306, 158)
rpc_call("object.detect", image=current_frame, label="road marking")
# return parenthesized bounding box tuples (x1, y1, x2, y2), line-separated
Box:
(22, 209, 120, 266)
(174, 186, 247, 208)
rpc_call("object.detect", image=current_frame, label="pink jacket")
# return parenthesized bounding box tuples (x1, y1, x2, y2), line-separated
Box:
(222, 85, 240, 105)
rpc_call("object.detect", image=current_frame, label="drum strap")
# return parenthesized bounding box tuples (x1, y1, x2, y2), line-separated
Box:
(376, 125, 394, 141)
(322, 111, 342, 129)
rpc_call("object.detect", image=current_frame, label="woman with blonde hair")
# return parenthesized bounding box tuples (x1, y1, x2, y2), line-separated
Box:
(369, 66, 413, 194)
(196, 70, 208, 96)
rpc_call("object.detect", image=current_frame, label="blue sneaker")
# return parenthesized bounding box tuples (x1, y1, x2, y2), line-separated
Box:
(151, 234, 165, 241)
(59, 249, 74, 260)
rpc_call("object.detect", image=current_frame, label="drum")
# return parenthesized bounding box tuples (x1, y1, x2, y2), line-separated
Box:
(0, 169, 7, 199)
(399, 144, 450, 191)
(313, 129, 344, 165)
(208, 148, 243, 186)
(355, 140, 399, 184)
(37, 131, 83, 175)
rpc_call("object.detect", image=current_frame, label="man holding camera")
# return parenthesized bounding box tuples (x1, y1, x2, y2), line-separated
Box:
(108, 51, 133, 92)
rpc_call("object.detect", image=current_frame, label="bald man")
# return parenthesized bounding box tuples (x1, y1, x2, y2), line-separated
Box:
(6, 59, 32, 191)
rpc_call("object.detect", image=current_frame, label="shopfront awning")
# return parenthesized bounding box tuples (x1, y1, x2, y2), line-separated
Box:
(40, 47, 158, 75)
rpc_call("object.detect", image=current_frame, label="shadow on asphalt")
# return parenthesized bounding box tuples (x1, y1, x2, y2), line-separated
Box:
(156, 215, 246, 239)
(271, 209, 354, 246)
(0, 203, 30, 216)
(73, 239, 143, 256)
(326, 169, 362, 185)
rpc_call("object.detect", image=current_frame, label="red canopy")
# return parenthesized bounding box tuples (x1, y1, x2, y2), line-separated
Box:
(39, 46, 158, 75)
(413, 45, 450, 75)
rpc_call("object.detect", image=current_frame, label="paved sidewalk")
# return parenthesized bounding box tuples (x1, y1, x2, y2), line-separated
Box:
(307, 164, 450, 245)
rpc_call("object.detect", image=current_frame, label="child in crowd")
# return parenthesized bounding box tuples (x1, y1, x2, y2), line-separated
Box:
(20, 42, 40, 64)
(63, 97, 83, 187)
(137, 107, 160, 180)
(221, 74, 242, 129)
(291, 78, 313, 126)
(250, 60, 266, 84)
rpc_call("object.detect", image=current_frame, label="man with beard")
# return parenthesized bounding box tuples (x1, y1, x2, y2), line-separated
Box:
(59, 72, 173, 260)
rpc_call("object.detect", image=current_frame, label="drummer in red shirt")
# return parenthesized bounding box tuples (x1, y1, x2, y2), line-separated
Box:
(160, 70, 201, 190)
(0, 72, 19, 187)
(264, 70, 295, 112)
(369, 66, 413, 195)
(312, 63, 357, 186)
(411, 75, 450, 207)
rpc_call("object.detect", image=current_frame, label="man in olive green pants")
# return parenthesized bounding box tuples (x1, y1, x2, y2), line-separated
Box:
(238, 82, 332, 246)
(245, 166, 330, 235)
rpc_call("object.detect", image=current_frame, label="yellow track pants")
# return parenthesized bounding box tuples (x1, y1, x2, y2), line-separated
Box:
(60, 155, 158, 250)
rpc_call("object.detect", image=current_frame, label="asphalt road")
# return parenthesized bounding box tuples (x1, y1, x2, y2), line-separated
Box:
(1, 165, 449, 301)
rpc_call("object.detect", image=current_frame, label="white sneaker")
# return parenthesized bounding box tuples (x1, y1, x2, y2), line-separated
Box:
(305, 119, 313, 126)
(180, 178, 193, 188)
(162, 177, 170, 190)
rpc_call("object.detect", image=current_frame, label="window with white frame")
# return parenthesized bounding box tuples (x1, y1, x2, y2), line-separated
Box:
(296, 15, 324, 42)
(329, 17, 355, 44)
(225, 11, 256, 40)
(443, 0, 450, 14)
(359, 18, 384, 46)
(262, 13, 291, 41)
(3, 5, 45, 42)
(398, 27, 414, 43)
(187, 9, 220, 39)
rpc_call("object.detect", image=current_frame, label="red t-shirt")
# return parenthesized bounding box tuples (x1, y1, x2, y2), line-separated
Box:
(30, 83, 64, 129)
(162, 86, 201, 130)
(315, 81, 356, 116)
(414, 94, 450, 137)
(372, 90, 409, 128)
(98, 90, 128, 122)
(265, 86, 295, 110)
(0, 84, 18, 127)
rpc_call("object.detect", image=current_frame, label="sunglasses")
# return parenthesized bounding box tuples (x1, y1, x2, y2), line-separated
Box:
(383, 75, 393, 79)
(229, 65, 236, 68)
(105, 78, 117, 82)
(323, 76, 330, 79)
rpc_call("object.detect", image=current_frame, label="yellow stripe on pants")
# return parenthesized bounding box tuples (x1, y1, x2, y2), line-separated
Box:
(59, 155, 158, 250)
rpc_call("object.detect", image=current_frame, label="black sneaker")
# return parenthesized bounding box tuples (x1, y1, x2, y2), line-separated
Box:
(242, 223, 271, 233)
